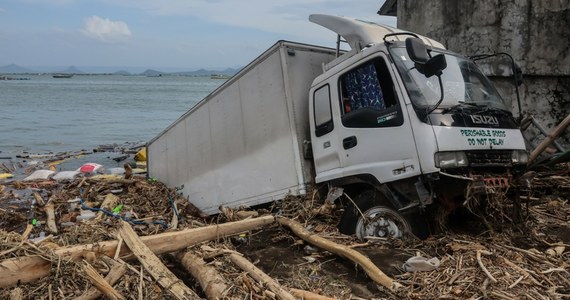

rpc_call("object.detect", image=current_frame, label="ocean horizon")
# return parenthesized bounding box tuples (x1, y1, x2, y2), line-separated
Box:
(0, 74, 223, 170)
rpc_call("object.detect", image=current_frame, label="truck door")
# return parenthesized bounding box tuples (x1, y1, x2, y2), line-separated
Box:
(310, 84, 343, 183)
(336, 54, 421, 183)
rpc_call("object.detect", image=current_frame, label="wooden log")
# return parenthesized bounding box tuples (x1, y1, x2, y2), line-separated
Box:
(476, 250, 497, 283)
(119, 221, 199, 300)
(82, 262, 125, 300)
(9, 287, 23, 300)
(96, 194, 119, 221)
(290, 288, 338, 300)
(32, 192, 46, 206)
(0, 215, 275, 288)
(235, 211, 259, 220)
(0, 225, 34, 257)
(277, 216, 402, 291)
(229, 253, 295, 300)
(175, 251, 229, 299)
(529, 113, 570, 163)
(76, 258, 127, 300)
(44, 202, 58, 234)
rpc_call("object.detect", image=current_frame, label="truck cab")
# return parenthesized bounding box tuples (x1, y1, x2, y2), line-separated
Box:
(308, 15, 528, 239)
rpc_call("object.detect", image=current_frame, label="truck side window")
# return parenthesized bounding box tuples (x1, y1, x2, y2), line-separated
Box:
(313, 84, 333, 137)
(339, 57, 403, 128)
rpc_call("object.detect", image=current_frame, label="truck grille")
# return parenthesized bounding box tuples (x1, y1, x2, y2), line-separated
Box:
(466, 150, 512, 167)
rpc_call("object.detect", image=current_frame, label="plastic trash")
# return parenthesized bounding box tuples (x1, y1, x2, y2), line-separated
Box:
(52, 170, 80, 181)
(29, 231, 47, 244)
(67, 197, 81, 211)
(24, 170, 55, 181)
(90, 174, 122, 181)
(325, 186, 344, 202)
(134, 148, 147, 162)
(0, 173, 13, 179)
(78, 163, 103, 173)
(131, 168, 147, 174)
(76, 210, 96, 221)
(402, 256, 441, 272)
(112, 204, 124, 215)
(112, 155, 129, 162)
(107, 167, 125, 175)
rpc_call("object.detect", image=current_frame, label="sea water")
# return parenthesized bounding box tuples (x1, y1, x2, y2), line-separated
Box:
(0, 74, 223, 154)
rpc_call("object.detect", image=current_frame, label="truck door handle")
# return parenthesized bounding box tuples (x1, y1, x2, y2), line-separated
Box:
(343, 136, 358, 149)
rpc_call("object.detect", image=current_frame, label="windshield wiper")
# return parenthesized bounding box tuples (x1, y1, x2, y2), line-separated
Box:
(441, 103, 513, 117)
(441, 102, 484, 114)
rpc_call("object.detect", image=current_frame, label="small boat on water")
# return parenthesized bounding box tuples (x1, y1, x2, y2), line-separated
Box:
(53, 74, 74, 78)
(210, 74, 230, 79)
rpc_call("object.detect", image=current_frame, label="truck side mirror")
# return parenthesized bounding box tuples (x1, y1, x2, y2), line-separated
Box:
(406, 37, 447, 78)
(406, 38, 429, 63)
(422, 54, 447, 78)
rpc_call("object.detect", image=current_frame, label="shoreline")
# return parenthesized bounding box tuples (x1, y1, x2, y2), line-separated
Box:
(0, 142, 146, 182)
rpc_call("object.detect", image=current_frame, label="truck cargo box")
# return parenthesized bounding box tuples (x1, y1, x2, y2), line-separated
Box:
(148, 41, 338, 215)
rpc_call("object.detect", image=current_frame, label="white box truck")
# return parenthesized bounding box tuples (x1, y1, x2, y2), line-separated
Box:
(148, 15, 528, 239)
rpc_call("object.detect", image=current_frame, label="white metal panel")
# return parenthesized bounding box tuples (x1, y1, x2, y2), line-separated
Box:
(309, 14, 445, 50)
(148, 41, 338, 215)
(334, 52, 421, 184)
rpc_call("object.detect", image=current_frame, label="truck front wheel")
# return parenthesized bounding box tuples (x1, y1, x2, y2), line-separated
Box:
(339, 190, 414, 240)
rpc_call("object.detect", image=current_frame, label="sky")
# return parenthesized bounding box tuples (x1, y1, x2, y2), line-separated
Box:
(0, 0, 395, 72)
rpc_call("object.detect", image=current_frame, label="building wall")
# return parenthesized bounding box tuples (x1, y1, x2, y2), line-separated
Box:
(391, 0, 570, 148)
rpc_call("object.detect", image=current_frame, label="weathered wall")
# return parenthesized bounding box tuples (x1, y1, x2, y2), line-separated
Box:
(392, 0, 570, 148)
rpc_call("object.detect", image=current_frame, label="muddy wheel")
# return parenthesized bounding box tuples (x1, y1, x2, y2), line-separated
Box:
(339, 189, 422, 239)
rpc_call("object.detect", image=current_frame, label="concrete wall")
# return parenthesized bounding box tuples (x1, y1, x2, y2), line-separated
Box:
(386, 0, 570, 149)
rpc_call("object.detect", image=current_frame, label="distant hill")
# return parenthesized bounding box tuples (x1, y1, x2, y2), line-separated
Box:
(113, 70, 131, 76)
(140, 69, 164, 77)
(0, 64, 242, 76)
(57, 66, 84, 74)
(0, 64, 35, 74)
(171, 67, 240, 76)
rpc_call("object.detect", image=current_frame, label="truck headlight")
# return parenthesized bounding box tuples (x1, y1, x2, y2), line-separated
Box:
(435, 151, 469, 169)
(511, 150, 529, 164)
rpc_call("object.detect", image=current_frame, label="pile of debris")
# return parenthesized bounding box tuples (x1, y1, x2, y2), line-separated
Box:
(0, 165, 569, 299)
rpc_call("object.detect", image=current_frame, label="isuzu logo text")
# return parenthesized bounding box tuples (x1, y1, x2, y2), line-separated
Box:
(470, 115, 499, 126)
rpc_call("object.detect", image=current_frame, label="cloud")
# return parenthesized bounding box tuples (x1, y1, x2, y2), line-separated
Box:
(82, 16, 131, 43)
(110, 0, 394, 42)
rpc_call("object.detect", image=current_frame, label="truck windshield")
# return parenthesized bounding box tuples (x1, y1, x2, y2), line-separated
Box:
(390, 47, 508, 111)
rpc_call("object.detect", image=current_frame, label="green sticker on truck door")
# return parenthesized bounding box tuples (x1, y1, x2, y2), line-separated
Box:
(377, 111, 397, 124)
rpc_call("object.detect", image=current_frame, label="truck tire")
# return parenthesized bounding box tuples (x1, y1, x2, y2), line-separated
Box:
(339, 189, 425, 239)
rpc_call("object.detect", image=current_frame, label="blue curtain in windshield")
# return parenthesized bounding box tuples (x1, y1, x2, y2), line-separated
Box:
(345, 63, 384, 111)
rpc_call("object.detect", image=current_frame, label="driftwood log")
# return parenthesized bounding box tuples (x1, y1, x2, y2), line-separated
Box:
(0, 215, 275, 288)
(119, 221, 199, 300)
(82, 261, 125, 300)
(9, 287, 23, 300)
(95, 193, 119, 221)
(290, 288, 338, 300)
(229, 253, 296, 300)
(76, 257, 127, 300)
(44, 202, 58, 234)
(175, 250, 229, 299)
(277, 216, 402, 291)
(529, 113, 570, 163)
